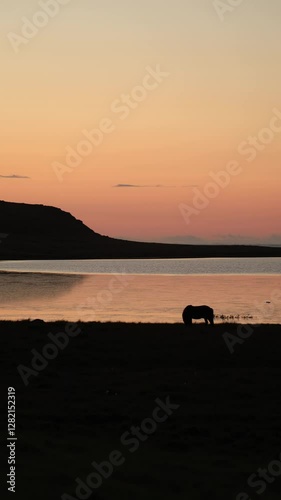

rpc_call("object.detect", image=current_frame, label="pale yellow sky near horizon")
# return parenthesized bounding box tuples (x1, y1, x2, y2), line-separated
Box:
(1, 0, 281, 243)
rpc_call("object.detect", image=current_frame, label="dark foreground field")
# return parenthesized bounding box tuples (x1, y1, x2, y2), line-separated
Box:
(1, 321, 281, 500)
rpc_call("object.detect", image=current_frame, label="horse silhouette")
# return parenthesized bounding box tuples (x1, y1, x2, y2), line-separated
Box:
(182, 305, 214, 326)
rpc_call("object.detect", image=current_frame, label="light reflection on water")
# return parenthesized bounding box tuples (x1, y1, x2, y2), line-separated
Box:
(0, 257, 280, 275)
(0, 271, 280, 323)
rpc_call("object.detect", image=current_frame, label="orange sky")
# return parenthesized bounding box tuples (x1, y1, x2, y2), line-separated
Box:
(1, 0, 281, 245)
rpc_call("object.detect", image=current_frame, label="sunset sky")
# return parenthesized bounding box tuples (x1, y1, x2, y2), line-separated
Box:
(1, 0, 281, 244)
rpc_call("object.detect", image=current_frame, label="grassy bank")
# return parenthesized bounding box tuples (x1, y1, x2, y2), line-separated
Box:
(1, 321, 281, 499)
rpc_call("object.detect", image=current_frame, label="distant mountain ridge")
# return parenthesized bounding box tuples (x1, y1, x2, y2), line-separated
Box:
(0, 200, 281, 260)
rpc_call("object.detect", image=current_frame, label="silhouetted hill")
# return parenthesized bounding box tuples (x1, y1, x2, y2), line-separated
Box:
(0, 200, 281, 260)
(0, 200, 97, 237)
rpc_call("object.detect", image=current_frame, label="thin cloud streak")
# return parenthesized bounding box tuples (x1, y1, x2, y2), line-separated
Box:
(113, 184, 197, 188)
(113, 184, 172, 188)
(0, 174, 30, 179)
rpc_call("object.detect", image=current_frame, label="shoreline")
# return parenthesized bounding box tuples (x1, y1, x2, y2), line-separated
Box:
(1, 319, 281, 325)
(1, 250, 281, 262)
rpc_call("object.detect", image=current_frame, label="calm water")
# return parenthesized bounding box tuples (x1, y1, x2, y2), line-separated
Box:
(0, 258, 280, 323)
